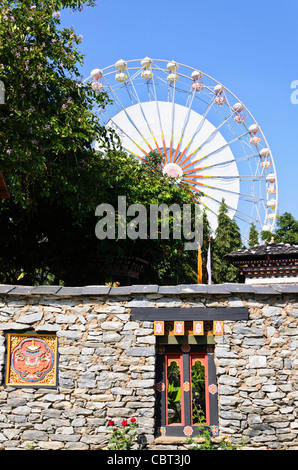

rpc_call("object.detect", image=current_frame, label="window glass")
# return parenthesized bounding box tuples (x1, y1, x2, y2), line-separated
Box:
(191, 359, 206, 424)
(167, 360, 182, 424)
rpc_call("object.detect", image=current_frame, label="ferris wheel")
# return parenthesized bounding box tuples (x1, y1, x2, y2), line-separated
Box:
(85, 57, 278, 242)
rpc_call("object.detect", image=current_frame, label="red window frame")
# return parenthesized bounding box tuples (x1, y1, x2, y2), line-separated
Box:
(190, 353, 210, 426)
(165, 353, 185, 426)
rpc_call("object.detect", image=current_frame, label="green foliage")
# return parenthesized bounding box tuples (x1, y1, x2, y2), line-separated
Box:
(211, 199, 243, 284)
(186, 429, 244, 451)
(273, 212, 298, 244)
(0, 0, 113, 285)
(248, 223, 259, 247)
(106, 419, 139, 451)
(0, 1, 199, 286)
(186, 428, 216, 450)
(0, 147, 200, 285)
(261, 212, 298, 244)
(0, 0, 109, 208)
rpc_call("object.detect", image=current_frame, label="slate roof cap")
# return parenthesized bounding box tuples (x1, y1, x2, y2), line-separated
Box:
(225, 242, 298, 262)
(0, 283, 296, 296)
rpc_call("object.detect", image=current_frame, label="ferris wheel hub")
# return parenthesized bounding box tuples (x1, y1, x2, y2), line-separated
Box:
(163, 163, 183, 179)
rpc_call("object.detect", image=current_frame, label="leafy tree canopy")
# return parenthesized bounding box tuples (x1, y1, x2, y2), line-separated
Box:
(0, 147, 202, 285)
(0, 2, 209, 287)
(0, 0, 107, 210)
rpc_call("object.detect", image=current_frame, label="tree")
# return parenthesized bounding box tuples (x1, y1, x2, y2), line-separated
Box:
(0, 0, 119, 285)
(0, 0, 108, 208)
(274, 212, 298, 244)
(248, 223, 259, 247)
(198, 210, 212, 285)
(0, 145, 202, 285)
(211, 199, 243, 284)
(0, 1, 243, 287)
(261, 212, 298, 245)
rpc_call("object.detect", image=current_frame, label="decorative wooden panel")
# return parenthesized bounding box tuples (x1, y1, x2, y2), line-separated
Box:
(154, 321, 165, 336)
(5, 333, 58, 387)
(213, 321, 224, 336)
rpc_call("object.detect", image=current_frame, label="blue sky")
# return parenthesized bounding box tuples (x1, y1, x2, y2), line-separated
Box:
(61, 0, 298, 223)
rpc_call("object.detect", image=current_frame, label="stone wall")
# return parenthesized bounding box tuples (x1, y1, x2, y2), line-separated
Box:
(0, 284, 297, 450)
(215, 299, 298, 449)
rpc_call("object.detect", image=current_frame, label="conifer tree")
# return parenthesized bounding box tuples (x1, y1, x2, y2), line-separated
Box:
(261, 212, 298, 244)
(201, 210, 212, 284)
(248, 223, 259, 247)
(212, 199, 242, 284)
(274, 212, 298, 244)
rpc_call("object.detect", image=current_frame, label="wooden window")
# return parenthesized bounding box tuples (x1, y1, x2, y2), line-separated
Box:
(156, 344, 218, 438)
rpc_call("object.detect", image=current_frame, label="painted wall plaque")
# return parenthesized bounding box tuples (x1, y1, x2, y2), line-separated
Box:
(5, 334, 58, 387)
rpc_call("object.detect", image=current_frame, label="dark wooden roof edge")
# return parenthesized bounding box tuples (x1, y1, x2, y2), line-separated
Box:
(131, 307, 249, 321)
(225, 242, 298, 262)
(0, 283, 298, 297)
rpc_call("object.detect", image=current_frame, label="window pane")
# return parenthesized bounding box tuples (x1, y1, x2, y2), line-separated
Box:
(167, 360, 182, 424)
(191, 360, 206, 424)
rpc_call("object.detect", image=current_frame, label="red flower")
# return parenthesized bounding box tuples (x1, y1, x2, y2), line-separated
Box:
(108, 420, 114, 426)
(130, 417, 136, 423)
(121, 420, 128, 427)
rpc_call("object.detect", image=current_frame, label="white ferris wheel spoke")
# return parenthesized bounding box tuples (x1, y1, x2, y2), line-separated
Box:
(125, 69, 163, 157)
(102, 76, 154, 155)
(183, 174, 265, 182)
(181, 151, 260, 175)
(100, 109, 148, 159)
(150, 71, 168, 162)
(181, 177, 267, 203)
(175, 96, 216, 166)
(180, 131, 250, 172)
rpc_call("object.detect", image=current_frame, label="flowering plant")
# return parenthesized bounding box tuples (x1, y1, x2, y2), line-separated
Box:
(0, 0, 106, 209)
(106, 418, 138, 450)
